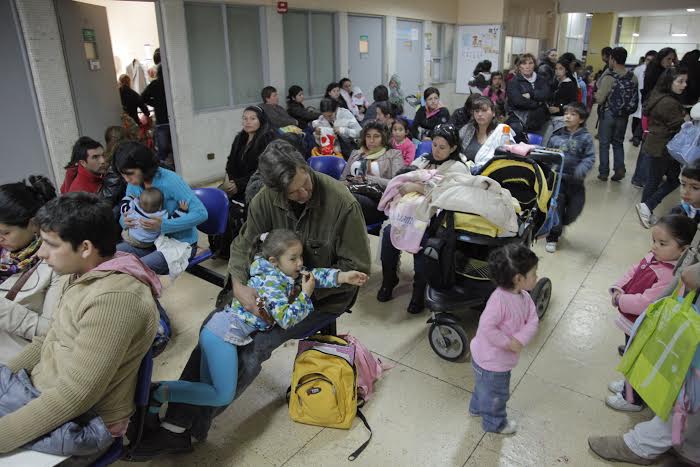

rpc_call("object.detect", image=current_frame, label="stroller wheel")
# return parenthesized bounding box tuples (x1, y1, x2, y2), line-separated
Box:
(531, 278, 552, 319)
(428, 322, 469, 362)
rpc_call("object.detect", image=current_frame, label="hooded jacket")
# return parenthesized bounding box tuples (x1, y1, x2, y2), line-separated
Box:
(0, 252, 160, 453)
(644, 90, 687, 158)
(65, 165, 104, 194)
(547, 126, 595, 179)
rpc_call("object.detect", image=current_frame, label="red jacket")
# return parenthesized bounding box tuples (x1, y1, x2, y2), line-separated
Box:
(60, 166, 78, 194)
(65, 165, 103, 194)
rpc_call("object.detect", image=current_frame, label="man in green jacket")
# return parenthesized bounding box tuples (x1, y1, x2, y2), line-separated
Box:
(134, 140, 371, 458)
(0, 193, 158, 459)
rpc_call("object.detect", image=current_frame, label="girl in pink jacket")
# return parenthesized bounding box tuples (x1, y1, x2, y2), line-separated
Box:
(606, 214, 695, 412)
(470, 244, 539, 435)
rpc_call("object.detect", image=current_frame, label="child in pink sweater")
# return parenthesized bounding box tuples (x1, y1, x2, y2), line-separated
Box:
(605, 214, 694, 412)
(470, 244, 539, 435)
(391, 119, 416, 166)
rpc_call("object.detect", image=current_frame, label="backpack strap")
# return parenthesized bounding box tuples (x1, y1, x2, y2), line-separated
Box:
(5, 261, 41, 302)
(347, 408, 372, 461)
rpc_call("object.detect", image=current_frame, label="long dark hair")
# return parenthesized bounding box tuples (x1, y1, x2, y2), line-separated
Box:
(324, 82, 340, 98)
(653, 66, 688, 96)
(287, 85, 303, 104)
(430, 123, 462, 163)
(470, 96, 498, 134)
(113, 141, 160, 181)
(645, 47, 677, 93)
(227, 106, 274, 179)
(0, 176, 57, 228)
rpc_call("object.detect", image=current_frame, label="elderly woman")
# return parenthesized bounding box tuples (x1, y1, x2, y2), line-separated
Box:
(506, 53, 552, 136)
(411, 87, 450, 141)
(0, 176, 61, 363)
(379, 123, 469, 314)
(131, 140, 371, 457)
(341, 120, 404, 226)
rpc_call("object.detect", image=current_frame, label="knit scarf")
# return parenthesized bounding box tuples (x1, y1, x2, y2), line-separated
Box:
(0, 237, 42, 285)
(359, 147, 387, 177)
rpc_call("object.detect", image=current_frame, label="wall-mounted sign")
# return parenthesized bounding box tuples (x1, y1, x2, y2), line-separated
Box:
(359, 35, 369, 54)
(277, 1, 288, 13)
(82, 28, 95, 42)
(82, 28, 99, 69)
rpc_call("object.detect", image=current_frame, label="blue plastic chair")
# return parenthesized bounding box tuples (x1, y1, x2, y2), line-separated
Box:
(527, 133, 543, 145)
(309, 156, 347, 180)
(416, 140, 432, 157)
(92, 349, 154, 466)
(186, 188, 229, 287)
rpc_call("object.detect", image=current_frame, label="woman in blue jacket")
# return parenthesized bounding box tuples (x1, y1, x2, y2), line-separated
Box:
(113, 142, 208, 274)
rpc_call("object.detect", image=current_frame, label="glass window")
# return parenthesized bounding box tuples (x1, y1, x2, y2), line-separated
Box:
(283, 11, 336, 97)
(431, 23, 455, 83)
(283, 12, 310, 93)
(184, 3, 229, 110)
(184, 3, 265, 111)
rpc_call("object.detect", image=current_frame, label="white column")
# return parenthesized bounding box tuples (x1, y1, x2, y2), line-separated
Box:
(385, 16, 397, 84)
(264, 6, 285, 91)
(336, 12, 349, 77)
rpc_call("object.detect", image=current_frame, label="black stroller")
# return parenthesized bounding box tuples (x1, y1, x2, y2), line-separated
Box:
(423, 149, 565, 361)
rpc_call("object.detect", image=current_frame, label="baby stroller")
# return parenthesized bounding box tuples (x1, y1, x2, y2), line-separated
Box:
(423, 148, 565, 361)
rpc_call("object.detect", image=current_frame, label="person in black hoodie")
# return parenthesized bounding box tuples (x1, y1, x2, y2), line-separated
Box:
(548, 58, 579, 116)
(506, 53, 552, 136)
(118, 75, 150, 126)
(410, 87, 450, 140)
(286, 85, 320, 129)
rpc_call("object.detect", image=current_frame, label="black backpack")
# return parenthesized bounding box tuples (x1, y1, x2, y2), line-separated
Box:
(422, 211, 457, 291)
(606, 71, 639, 117)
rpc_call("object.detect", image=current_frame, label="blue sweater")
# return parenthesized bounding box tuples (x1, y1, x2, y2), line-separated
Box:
(119, 168, 207, 245)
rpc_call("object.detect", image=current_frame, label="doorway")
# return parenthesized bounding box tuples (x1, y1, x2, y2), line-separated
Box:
(348, 15, 384, 99)
(395, 19, 423, 118)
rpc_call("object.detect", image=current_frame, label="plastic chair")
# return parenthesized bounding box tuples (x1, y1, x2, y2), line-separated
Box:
(416, 140, 432, 157)
(92, 349, 154, 466)
(527, 133, 543, 146)
(186, 188, 229, 287)
(309, 156, 347, 180)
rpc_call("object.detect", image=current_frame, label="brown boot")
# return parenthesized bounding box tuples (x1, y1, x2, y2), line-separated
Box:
(588, 436, 655, 465)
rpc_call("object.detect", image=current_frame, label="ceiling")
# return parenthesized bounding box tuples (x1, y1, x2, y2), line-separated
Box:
(558, 0, 700, 13)
(618, 8, 700, 16)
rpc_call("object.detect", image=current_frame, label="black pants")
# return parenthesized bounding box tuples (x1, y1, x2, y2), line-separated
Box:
(161, 288, 358, 441)
(354, 193, 386, 225)
(546, 178, 586, 243)
(631, 117, 643, 141)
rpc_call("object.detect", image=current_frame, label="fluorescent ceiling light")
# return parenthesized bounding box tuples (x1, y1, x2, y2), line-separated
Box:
(672, 33, 688, 37)
(632, 33, 640, 37)
(687, 8, 696, 12)
(585, 13, 593, 17)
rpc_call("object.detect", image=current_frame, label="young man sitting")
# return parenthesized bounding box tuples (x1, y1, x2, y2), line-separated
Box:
(0, 193, 159, 459)
(61, 137, 108, 194)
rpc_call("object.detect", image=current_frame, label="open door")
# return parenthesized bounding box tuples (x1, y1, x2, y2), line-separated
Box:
(55, 0, 121, 143)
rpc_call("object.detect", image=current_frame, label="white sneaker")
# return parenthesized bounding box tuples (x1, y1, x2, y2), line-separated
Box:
(608, 380, 625, 394)
(636, 203, 652, 229)
(649, 214, 658, 226)
(545, 242, 557, 253)
(498, 419, 518, 434)
(606, 392, 643, 412)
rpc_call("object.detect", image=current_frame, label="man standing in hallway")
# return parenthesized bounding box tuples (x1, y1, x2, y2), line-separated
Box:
(595, 47, 638, 182)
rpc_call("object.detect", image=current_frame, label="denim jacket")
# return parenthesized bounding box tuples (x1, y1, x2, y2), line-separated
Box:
(548, 126, 595, 180)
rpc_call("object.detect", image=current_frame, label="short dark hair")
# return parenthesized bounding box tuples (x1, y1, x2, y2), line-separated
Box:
(645, 50, 658, 59)
(287, 85, 303, 103)
(339, 78, 351, 89)
(261, 86, 277, 103)
(610, 47, 628, 65)
(35, 192, 118, 256)
(257, 139, 309, 193)
(423, 86, 440, 101)
(391, 118, 410, 134)
(602, 47, 613, 57)
(488, 244, 539, 289)
(360, 120, 390, 150)
(654, 66, 689, 95)
(113, 141, 160, 181)
(560, 52, 576, 63)
(655, 215, 696, 247)
(319, 97, 339, 113)
(373, 85, 389, 102)
(66, 137, 103, 169)
(376, 101, 399, 119)
(681, 162, 700, 182)
(0, 176, 56, 227)
(325, 82, 340, 97)
(563, 102, 590, 123)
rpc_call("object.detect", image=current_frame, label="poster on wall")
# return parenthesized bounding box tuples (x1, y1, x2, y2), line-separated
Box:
(455, 24, 502, 94)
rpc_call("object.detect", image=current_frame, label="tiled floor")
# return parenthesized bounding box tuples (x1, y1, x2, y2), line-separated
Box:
(127, 136, 682, 467)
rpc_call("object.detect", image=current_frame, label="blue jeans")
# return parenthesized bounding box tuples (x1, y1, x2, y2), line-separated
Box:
(641, 155, 681, 212)
(469, 360, 511, 432)
(598, 111, 628, 176)
(154, 328, 238, 407)
(631, 147, 650, 186)
(116, 241, 197, 275)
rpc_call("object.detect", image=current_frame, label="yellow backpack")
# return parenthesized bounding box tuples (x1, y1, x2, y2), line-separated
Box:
(288, 335, 372, 460)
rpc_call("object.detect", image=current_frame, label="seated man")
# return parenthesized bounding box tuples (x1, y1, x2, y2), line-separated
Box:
(260, 86, 298, 129)
(133, 139, 371, 458)
(0, 193, 159, 459)
(60, 137, 108, 194)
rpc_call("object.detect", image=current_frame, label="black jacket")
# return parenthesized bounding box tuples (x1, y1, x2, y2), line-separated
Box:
(448, 108, 471, 131)
(411, 106, 450, 139)
(141, 79, 168, 125)
(506, 73, 552, 132)
(119, 86, 149, 125)
(287, 101, 320, 129)
(225, 130, 275, 202)
(550, 79, 579, 116)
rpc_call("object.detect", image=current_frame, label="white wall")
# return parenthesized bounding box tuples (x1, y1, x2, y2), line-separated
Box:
(80, 0, 160, 78)
(620, 14, 700, 60)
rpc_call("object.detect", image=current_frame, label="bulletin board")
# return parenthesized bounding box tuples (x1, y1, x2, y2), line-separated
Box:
(455, 24, 502, 94)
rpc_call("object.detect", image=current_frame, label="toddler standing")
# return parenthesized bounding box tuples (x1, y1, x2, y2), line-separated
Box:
(469, 244, 540, 434)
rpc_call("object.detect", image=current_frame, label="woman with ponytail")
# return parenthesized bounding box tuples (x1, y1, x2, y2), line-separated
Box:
(0, 176, 61, 362)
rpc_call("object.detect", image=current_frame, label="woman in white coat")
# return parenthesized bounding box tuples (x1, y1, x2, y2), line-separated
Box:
(0, 176, 62, 363)
(312, 97, 362, 158)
